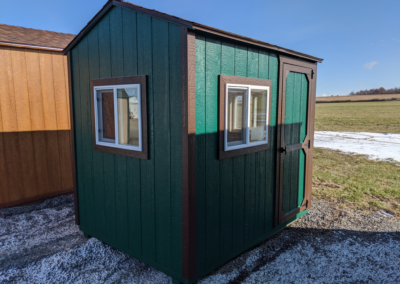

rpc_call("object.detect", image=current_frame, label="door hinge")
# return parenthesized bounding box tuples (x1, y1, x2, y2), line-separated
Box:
(303, 199, 309, 208)
(307, 70, 314, 79)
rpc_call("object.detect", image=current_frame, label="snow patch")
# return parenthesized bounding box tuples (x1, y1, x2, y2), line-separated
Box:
(314, 131, 400, 163)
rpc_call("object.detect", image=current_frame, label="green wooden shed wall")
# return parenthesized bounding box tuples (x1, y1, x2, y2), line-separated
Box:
(66, 1, 322, 283)
(193, 32, 307, 278)
(70, 6, 184, 280)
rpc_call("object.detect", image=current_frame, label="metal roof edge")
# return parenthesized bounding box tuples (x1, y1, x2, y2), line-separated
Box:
(0, 41, 64, 51)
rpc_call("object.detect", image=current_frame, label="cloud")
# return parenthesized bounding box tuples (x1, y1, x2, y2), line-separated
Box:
(358, 82, 365, 86)
(322, 94, 328, 97)
(364, 61, 378, 70)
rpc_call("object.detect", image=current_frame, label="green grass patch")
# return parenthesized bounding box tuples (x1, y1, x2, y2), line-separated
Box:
(312, 148, 400, 217)
(315, 101, 400, 133)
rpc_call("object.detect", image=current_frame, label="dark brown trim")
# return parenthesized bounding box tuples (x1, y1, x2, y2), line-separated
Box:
(218, 75, 272, 160)
(181, 27, 197, 280)
(67, 51, 79, 225)
(194, 25, 323, 63)
(91, 76, 148, 159)
(274, 55, 317, 227)
(0, 189, 73, 209)
(63, 1, 323, 64)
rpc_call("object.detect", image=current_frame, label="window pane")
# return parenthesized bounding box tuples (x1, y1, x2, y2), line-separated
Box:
(97, 89, 115, 143)
(227, 87, 247, 146)
(250, 89, 268, 143)
(117, 87, 140, 146)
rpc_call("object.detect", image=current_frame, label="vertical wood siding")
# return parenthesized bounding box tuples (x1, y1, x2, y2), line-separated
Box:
(70, 6, 183, 279)
(195, 32, 307, 277)
(0, 46, 73, 208)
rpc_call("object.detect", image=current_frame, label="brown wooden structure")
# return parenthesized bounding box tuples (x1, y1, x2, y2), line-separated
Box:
(0, 24, 75, 208)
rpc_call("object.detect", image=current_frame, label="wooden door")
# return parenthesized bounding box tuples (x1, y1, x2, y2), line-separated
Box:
(275, 55, 317, 226)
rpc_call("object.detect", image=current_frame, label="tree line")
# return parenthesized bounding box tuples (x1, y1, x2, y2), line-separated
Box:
(349, 87, 400, 96)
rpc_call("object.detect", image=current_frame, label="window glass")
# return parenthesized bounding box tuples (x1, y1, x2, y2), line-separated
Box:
(227, 88, 247, 146)
(117, 87, 140, 146)
(249, 89, 268, 143)
(224, 83, 270, 152)
(97, 89, 115, 143)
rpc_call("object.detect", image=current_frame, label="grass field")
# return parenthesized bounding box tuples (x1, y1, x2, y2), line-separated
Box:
(313, 148, 400, 216)
(313, 100, 400, 217)
(316, 93, 400, 103)
(315, 101, 400, 133)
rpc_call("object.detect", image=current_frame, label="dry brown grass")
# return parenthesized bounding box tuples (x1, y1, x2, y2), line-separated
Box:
(316, 94, 400, 103)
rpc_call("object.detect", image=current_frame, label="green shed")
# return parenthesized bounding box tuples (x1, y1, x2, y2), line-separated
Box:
(63, 1, 323, 283)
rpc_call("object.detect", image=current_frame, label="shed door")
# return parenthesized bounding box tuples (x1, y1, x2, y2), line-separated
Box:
(275, 58, 316, 226)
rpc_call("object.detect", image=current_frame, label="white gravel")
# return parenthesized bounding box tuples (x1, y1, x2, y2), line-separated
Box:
(314, 131, 400, 163)
(1, 195, 399, 283)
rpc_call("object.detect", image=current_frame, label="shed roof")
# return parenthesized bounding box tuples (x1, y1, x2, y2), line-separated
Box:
(63, 0, 323, 63)
(0, 23, 75, 51)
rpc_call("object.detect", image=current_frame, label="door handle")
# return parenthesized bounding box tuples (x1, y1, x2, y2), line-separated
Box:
(280, 143, 303, 154)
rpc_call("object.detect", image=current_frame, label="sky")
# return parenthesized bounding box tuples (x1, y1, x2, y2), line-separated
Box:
(0, 0, 399, 97)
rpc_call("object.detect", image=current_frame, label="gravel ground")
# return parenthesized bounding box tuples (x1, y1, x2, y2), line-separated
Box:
(1, 194, 399, 283)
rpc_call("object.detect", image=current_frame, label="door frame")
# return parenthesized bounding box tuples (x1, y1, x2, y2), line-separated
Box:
(274, 55, 317, 227)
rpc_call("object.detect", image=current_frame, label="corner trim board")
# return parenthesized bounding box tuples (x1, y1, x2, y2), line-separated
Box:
(181, 27, 197, 280)
(67, 51, 79, 225)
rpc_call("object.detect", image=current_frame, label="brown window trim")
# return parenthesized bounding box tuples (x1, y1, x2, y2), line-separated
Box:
(219, 75, 272, 160)
(91, 76, 148, 159)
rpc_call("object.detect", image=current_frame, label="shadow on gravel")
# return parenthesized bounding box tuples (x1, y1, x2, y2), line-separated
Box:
(224, 226, 400, 284)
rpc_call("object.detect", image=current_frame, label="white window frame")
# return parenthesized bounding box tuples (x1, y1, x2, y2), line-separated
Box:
(94, 84, 142, 152)
(224, 84, 270, 151)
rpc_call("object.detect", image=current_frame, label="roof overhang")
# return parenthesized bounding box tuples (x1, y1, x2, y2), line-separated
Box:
(63, 0, 323, 63)
(0, 41, 64, 51)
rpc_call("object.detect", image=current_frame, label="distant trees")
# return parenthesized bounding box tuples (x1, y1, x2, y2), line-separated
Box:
(349, 87, 400, 96)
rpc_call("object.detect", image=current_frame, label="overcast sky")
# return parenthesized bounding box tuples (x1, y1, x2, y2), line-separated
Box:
(1, 0, 399, 96)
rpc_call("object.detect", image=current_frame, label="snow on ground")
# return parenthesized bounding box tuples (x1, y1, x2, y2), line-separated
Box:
(314, 131, 400, 163)
(1, 195, 399, 283)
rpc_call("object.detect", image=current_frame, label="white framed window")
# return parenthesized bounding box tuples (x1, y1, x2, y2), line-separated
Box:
(94, 84, 143, 152)
(225, 84, 270, 151)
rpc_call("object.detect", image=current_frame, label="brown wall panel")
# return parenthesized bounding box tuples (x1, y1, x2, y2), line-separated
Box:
(0, 134, 8, 202)
(10, 48, 32, 131)
(0, 47, 18, 131)
(2, 132, 23, 203)
(31, 131, 51, 196)
(39, 50, 58, 130)
(52, 52, 70, 130)
(63, 55, 71, 130)
(45, 131, 63, 194)
(17, 132, 38, 199)
(0, 130, 73, 208)
(0, 45, 73, 208)
(25, 49, 45, 131)
(58, 130, 73, 190)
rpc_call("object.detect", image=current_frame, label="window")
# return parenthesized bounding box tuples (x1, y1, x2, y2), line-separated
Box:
(219, 75, 272, 159)
(91, 76, 148, 159)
